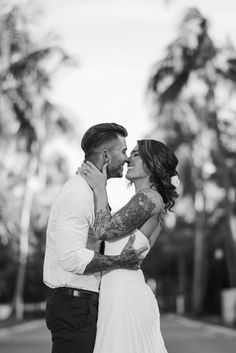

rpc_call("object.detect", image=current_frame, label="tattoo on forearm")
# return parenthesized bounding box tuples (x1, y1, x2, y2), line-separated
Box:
(95, 204, 112, 239)
(84, 253, 121, 274)
(94, 190, 158, 240)
(84, 249, 142, 274)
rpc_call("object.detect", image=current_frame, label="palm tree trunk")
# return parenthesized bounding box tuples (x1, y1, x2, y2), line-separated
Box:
(12, 157, 36, 320)
(223, 205, 236, 286)
(217, 157, 236, 286)
(216, 149, 236, 286)
(207, 86, 236, 286)
(176, 251, 187, 314)
(192, 187, 207, 315)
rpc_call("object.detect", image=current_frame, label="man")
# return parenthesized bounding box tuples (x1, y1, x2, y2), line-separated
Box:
(44, 123, 146, 353)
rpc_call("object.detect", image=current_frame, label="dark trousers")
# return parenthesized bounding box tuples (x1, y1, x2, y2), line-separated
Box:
(45, 292, 98, 353)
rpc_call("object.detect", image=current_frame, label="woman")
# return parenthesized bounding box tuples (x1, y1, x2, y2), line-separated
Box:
(80, 139, 179, 353)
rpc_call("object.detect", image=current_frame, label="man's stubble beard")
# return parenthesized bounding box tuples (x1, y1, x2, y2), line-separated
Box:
(107, 166, 123, 179)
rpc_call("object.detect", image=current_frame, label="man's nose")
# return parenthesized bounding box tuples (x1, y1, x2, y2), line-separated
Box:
(125, 155, 131, 164)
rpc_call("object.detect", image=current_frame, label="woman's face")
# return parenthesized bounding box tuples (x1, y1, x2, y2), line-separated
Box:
(125, 145, 150, 181)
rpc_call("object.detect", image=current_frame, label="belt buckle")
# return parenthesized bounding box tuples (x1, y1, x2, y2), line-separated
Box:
(73, 289, 81, 298)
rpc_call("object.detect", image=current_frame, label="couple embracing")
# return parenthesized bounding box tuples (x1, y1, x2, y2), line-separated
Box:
(43, 122, 179, 353)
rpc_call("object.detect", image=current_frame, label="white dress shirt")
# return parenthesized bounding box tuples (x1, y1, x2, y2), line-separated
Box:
(43, 175, 100, 292)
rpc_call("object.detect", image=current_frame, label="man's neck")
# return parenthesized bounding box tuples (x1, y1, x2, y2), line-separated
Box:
(85, 156, 103, 172)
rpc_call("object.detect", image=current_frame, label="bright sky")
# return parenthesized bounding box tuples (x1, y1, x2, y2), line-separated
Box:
(37, 0, 236, 209)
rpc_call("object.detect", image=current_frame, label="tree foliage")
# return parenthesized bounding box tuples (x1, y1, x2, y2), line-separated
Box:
(0, 1, 78, 319)
(146, 7, 236, 314)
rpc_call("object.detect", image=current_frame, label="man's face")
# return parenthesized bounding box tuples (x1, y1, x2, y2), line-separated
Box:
(107, 135, 129, 178)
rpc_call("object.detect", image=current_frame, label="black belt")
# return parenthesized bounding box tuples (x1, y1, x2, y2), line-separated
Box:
(54, 287, 99, 302)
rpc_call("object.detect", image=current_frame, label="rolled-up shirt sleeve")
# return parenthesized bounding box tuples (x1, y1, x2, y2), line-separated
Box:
(55, 190, 94, 275)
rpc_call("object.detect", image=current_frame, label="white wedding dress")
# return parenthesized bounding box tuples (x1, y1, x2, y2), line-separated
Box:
(93, 229, 168, 353)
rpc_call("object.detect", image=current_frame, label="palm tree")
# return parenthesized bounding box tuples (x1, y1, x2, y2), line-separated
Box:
(147, 7, 236, 313)
(0, 3, 77, 319)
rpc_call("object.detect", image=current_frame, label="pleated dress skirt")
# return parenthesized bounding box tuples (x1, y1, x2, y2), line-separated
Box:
(93, 267, 168, 353)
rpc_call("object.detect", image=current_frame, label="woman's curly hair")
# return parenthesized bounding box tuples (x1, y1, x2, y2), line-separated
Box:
(137, 139, 179, 212)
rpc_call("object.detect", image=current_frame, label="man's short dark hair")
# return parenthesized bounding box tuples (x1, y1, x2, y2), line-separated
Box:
(81, 122, 128, 158)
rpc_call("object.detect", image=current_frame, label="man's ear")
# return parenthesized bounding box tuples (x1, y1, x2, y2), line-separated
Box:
(102, 150, 110, 164)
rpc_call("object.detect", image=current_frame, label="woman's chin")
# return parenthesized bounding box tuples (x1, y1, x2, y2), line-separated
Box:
(125, 173, 134, 181)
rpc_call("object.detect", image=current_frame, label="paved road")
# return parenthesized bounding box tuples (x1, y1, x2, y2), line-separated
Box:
(162, 315, 236, 353)
(0, 320, 50, 353)
(0, 315, 236, 353)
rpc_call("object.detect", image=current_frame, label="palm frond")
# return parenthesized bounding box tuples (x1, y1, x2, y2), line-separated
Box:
(0, 6, 30, 57)
(42, 100, 75, 134)
(216, 57, 236, 83)
(7, 47, 62, 77)
(158, 72, 189, 108)
(147, 62, 174, 93)
(147, 7, 217, 111)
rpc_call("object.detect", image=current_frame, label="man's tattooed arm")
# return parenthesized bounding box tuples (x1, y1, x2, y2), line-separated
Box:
(84, 234, 147, 273)
(84, 253, 137, 273)
(94, 189, 163, 241)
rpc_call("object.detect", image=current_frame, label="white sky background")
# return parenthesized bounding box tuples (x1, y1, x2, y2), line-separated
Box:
(35, 0, 236, 210)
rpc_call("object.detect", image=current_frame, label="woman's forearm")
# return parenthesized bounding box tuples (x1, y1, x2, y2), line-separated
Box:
(93, 187, 109, 214)
(93, 187, 113, 240)
(93, 186, 126, 241)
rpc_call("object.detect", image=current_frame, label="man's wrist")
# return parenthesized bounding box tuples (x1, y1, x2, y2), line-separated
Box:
(84, 253, 122, 274)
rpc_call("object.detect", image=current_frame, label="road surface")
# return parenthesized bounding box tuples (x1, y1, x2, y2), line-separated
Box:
(0, 315, 236, 353)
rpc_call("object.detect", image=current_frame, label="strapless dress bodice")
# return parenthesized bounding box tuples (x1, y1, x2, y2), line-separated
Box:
(104, 229, 150, 258)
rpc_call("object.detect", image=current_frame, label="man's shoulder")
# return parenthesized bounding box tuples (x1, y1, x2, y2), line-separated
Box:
(62, 175, 91, 194)
(50, 175, 93, 212)
(51, 175, 94, 213)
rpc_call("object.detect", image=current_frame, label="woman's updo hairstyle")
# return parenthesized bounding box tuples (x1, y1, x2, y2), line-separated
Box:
(137, 139, 179, 212)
